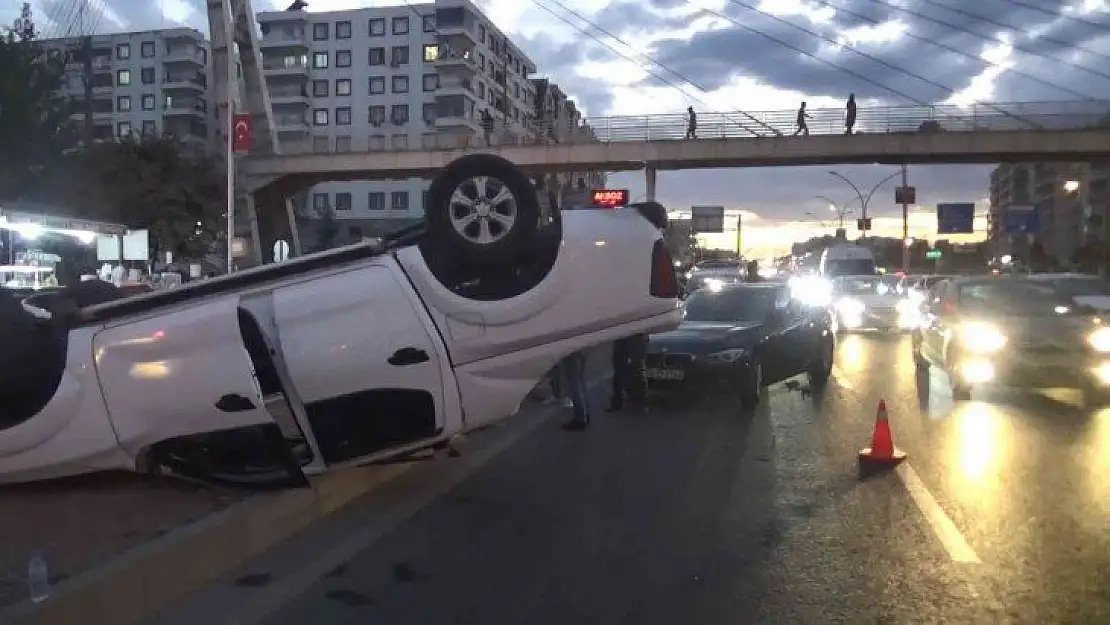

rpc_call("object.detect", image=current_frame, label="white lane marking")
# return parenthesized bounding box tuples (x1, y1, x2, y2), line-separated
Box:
(831, 366, 854, 390)
(895, 463, 981, 564)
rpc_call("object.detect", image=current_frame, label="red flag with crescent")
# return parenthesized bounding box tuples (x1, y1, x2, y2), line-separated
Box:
(232, 113, 252, 152)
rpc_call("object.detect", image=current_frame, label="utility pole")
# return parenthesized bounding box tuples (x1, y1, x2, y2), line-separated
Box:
(901, 163, 910, 272)
(735, 213, 742, 258)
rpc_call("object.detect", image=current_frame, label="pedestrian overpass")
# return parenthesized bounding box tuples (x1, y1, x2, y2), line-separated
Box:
(243, 100, 1110, 201)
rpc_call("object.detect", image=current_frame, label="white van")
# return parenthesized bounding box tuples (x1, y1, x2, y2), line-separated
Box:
(820, 244, 876, 277)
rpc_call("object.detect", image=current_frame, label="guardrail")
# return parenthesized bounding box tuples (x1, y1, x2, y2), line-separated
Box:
(261, 100, 1110, 156)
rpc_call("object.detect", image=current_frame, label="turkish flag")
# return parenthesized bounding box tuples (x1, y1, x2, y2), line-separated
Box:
(232, 113, 252, 153)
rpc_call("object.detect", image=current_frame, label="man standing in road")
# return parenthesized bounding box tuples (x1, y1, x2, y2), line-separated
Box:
(685, 106, 697, 139)
(606, 201, 669, 415)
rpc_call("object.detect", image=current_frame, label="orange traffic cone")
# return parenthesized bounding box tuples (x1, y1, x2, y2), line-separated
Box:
(858, 399, 906, 472)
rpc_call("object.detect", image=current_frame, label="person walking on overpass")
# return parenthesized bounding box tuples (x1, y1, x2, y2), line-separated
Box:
(685, 106, 697, 139)
(794, 101, 810, 136)
(845, 94, 857, 135)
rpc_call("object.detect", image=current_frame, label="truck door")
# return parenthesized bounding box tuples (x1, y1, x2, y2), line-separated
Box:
(271, 260, 453, 466)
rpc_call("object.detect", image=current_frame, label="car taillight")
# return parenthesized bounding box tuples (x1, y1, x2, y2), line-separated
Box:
(650, 240, 679, 298)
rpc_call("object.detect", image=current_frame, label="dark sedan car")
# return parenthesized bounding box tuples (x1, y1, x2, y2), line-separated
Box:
(912, 276, 1110, 406)
(645, 283, 836, 410)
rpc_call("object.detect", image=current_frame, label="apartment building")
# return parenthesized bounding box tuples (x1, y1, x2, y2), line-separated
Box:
(42, 28, 215, 153)
(255, 0, 549, 246)
(531, 77, 605, 205)
(989, 162, 1110, 263)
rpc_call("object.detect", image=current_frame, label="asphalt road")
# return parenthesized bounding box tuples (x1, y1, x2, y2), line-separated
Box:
(156, 333, 1110, 624)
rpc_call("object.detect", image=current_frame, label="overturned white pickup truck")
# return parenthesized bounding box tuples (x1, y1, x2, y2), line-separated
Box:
(0, 155, 683, 487)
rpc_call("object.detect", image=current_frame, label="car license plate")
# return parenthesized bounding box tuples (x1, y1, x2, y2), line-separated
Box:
(646, 367, 684, 380)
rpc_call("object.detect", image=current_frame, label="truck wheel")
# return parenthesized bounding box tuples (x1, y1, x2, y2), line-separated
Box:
(425, 154, 543, 265)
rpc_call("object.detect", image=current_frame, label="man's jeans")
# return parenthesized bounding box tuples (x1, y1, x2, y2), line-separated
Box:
(560, 351, 590, 422)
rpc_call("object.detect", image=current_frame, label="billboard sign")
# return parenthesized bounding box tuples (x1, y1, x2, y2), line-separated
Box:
(589, 188, 629, 208)
(690, 205, 725, 233)
(937, 202, 975, 234)
(1002, 204, 1041, 234)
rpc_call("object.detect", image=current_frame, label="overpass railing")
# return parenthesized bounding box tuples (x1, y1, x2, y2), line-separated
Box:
(269, 100, 1110, 155)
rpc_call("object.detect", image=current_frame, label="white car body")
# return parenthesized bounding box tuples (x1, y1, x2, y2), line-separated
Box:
(0, 208, 682, 486)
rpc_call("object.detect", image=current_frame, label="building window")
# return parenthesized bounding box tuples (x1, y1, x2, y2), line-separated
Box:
(313, 23, 328, 40)
(336, 50, 351, 67)
(391, 134, 408, 150)
(141, 67, 155, 84)
(313, 193, 329, 211)
(479, 24, 486, 42)
(392, 16, 409, 35)
(312, 79, 328, 97)
(117, 69, 131, 85)
(391, 45, 409, 66)
(392, 75, 409, 93)
(116, 43, 130, 59)
(369, 18, 385, 36)
(117, 95, 131, 111)
(336, 20, 352, 39)
(422, 74, 438, 91)
(117, 121, 131, 136)
(368, 76, 385, 94)
(335, 192, 352, 211)
(368, 105, 386, 125)
(141, 120, 156, 135)
(313, 108, 329, 125)
(368, 47, 385, 66)
(391, 104, 409, 125)
(336, 107, 352, 125)
(368, 192, 385, 210)
(422, 44, 438, 62)
(422, 102, 435, 124)
(335, 78, 351, 96)
(336, 135, 352, 152)
(140, 41, 155, 58)
(391, 191, 408, 210)
(478, 81, 485, 98)
(313, 51, 328, 68)
(141, 94, 155, 110)
(422, 14, 435, 32)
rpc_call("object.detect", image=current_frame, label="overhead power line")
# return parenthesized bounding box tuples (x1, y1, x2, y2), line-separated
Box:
(728, 0, 976, 105)
(918, 0, 1110, 66)
(537, 0, 779, 135)
(996, 0, 1110, 32)
(855, 0, 1110, 83)
(529, 0, 772, 136)
(814, 0, 1099, 101)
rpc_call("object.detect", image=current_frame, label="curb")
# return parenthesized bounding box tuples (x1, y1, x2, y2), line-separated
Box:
(0, 369, 612, 625)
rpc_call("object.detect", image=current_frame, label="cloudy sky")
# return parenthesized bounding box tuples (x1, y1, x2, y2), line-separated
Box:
(9, 0, 1110, 257)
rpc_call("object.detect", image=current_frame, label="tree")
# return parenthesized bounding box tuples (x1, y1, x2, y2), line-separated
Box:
(0, 4, 74, 200)
(62, 135, 226, 258)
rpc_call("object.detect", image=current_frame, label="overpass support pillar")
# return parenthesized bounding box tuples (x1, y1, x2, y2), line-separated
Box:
(249, 190, 297, 265)
(645, 165, 657, 202)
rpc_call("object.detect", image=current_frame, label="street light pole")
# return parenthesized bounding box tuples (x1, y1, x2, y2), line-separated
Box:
(816, 195, 852, 229)
(828, 169, 903, 239)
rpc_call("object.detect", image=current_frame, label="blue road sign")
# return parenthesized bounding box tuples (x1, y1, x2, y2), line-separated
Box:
(937, 203, 975, 234)
(1001, 205, 1041, 234)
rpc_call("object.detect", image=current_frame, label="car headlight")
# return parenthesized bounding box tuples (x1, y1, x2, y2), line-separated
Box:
(1088, 326, 1110, 352)
(958, 321, 1007, 353)
(705, 347, 748, 363)
(837, 298, 865, 315)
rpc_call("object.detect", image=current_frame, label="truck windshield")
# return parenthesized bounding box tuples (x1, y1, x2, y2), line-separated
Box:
(825, 259, 875, 277)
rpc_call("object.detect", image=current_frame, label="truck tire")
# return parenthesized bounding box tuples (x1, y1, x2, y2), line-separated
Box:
(425, 154, 543, 265)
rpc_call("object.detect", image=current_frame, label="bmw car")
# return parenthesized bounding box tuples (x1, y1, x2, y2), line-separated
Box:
(912, 276, 1110, 406)
(645, 283, 835, 410)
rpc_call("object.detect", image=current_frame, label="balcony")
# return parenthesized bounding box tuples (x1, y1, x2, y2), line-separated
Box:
(258, 31, 307, 51)
(162, 45, 206, 67)
(162, 73, 206, 92)
(262, 59, 309, 79)
(273, 113, 309, 133)
(163, 99, 206, 118)
(268, 86, 309, 107)
(434, 45, 477, 75)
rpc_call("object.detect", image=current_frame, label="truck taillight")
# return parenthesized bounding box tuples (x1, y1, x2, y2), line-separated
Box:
(650, 240, 679, 298)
